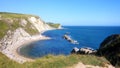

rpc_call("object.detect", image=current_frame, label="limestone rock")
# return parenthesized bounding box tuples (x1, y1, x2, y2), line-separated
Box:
(19, 19, 27, 27)
(28, 17, 52, 32)
(0, 13, 53, 63)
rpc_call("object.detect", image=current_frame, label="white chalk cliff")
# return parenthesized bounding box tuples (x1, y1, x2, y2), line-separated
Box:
(0, 13, 53, 63)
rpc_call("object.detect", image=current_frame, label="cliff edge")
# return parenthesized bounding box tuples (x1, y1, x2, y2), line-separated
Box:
(0, 12, 53, 63)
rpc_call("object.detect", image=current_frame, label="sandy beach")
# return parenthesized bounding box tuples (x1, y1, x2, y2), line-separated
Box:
(1, 34, 51, 63)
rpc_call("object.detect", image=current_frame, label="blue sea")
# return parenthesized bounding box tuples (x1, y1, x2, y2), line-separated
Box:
(19, 26, 120, 58)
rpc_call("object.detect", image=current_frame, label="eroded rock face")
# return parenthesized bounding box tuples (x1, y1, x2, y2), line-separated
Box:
(0, 28, 31, 51)
(58, 24, 62, 29)
(97, 34, 120, 66)
(19, 19, 27, 27)
(0, 15, 53, 63)
(0, 28, 32, 63)
(28, 17, 52, 32)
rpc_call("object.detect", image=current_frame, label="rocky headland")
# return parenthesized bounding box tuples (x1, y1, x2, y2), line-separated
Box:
(71, 34, 120, 67)
(0, 12, 54, 63)
(97, 34, 120, 67)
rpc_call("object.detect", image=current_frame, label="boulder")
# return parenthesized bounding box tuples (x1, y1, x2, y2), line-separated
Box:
(71, 47, 79, 54)
(63, 35, 79, 44)
(97, 34, 120, 66)
(78, 47, 97, 55)
(71, 47, 97, 55)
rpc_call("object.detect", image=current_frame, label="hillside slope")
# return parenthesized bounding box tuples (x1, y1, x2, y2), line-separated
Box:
(0, 12, 53, 63)
(97, 34, 120, 67)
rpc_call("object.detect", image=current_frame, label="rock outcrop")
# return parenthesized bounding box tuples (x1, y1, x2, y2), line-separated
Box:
(63, 34, 79, 44)
(0, 28, 30, 51)
(97, 34, 120, 67)
(71, 47, 97, 55)
(28, 17, 52, 32)
(71, 47, 79, 54)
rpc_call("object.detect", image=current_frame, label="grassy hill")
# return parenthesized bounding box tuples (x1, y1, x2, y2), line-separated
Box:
(46, 22, 61, 28)
(0, 12, 40, 39)
(0, 52, 109, 68)
(0, 12, 39, 18)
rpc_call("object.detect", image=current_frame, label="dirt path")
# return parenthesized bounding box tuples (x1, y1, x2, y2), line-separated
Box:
(67, 62, 115, 68)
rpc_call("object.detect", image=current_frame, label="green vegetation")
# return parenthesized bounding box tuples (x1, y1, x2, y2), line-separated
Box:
(0, 12, 40, 39)
(0, 20, 9, 39)
(24, 21, 39, 35)
(47, 22, 61, 28)
(0, 12, 39, 19)
(0, 52, 109, 68)
(0, 19, 23, 39)
(10, 20, 21, 30)
(0, 52, 23, 68)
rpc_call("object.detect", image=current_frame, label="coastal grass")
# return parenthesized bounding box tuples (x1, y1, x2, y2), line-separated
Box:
(24, 21, 39, 35)
(47, 22, 61, 28)
(0, 12, 40, 39)
(0, 53, 23, 68)
(0, 20, 9, 39)
(0, 19, 22, 39)
(0, 12, 39, 19)
(0, 52, 110, 68)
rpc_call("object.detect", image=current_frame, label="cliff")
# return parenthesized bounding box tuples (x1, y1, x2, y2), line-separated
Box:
(0, 12, 53, 63)
(97, 34, 120, 67)
(46, 22, 62, 29)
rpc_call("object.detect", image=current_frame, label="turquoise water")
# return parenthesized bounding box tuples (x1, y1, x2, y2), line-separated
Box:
(19, 26, 120, 58)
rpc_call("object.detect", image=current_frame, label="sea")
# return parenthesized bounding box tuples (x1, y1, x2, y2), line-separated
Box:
(19, 26, 120, 59)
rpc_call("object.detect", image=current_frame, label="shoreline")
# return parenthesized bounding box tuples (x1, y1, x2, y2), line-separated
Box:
(16, 28, 64, 60)
(17, 34, 51, 60)
(1, 31, 51, 63)
(1, 28, 63, 63)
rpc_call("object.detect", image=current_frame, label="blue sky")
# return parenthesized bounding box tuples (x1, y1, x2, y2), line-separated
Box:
(0, 0, 120, 26)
